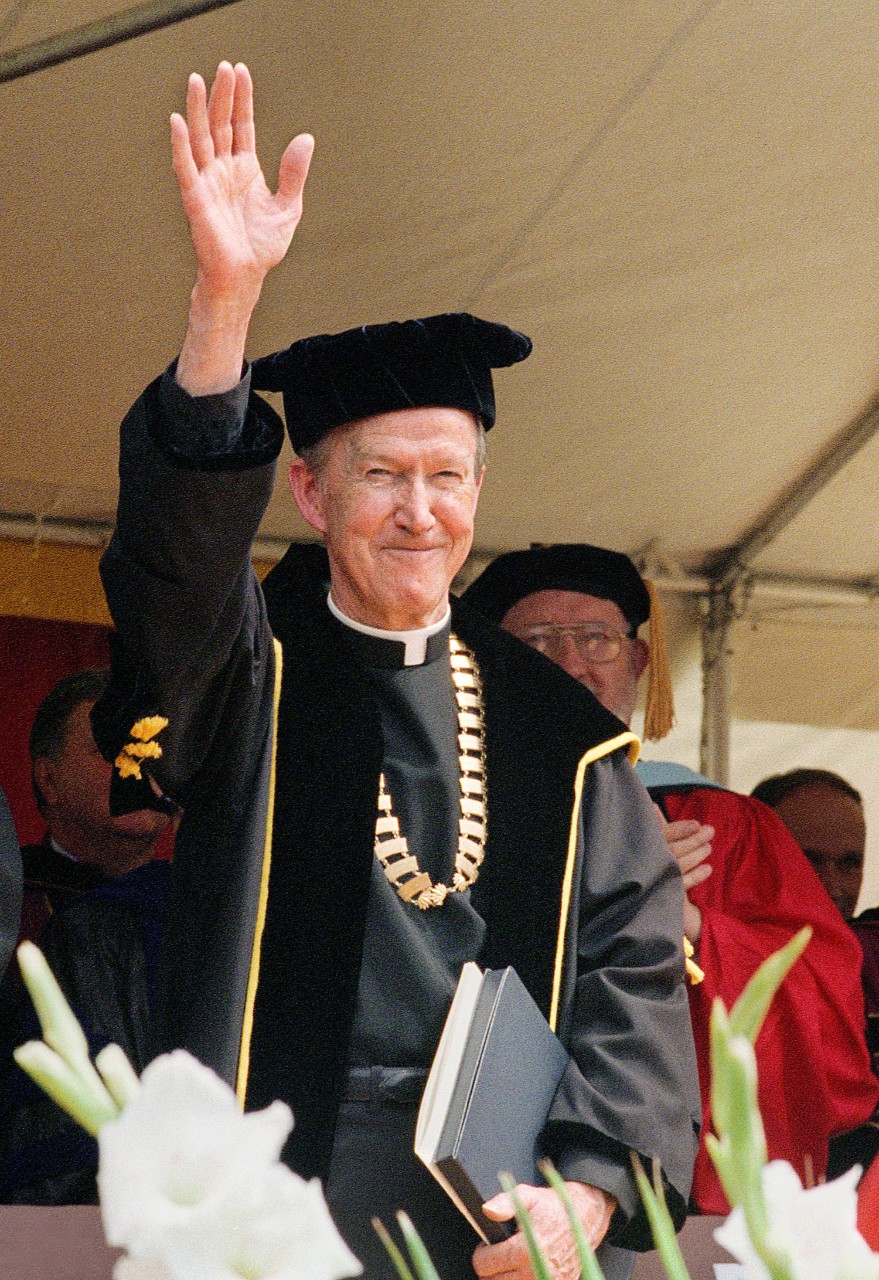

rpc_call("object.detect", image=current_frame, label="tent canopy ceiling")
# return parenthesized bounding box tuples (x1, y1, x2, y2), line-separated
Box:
(3, 0, 879, 730)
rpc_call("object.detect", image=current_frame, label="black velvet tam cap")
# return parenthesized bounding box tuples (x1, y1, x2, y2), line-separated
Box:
(250, 312, 532, 452)
(462, 544, 651, 632)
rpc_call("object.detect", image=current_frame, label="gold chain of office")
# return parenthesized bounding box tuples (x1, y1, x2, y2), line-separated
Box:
(374, 635, 487, 910)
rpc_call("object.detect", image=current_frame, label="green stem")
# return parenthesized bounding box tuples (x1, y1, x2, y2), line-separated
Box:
(14, 1042, 118, 1136)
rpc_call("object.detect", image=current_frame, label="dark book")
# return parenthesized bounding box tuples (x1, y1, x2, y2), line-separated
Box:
(415, 962, 570, 1244)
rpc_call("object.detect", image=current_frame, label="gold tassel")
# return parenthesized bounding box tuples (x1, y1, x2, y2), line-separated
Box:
(643, 580, 675, 741)
(684, 936, 704, 984)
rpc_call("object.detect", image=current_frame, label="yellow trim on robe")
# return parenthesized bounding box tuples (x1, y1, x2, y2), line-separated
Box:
(236, 638, 284, 1107)
(549, 731, 641, 1033)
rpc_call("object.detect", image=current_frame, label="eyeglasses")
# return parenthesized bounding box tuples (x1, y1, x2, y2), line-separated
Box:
(520, 622, 633, 664)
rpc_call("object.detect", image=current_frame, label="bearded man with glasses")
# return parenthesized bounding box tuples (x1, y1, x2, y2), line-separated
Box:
(464, 543, 879, 1213)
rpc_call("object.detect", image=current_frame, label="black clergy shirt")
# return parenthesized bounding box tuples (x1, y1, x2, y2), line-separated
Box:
(338, 618, 487, 1068)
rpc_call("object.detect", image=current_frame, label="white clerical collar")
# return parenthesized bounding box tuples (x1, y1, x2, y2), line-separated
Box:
(327, 594, 451, 667)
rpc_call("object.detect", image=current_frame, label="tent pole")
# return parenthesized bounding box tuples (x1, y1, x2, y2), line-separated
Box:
(699, 585, 735, 784)
(0, 0, 243, 83)
(695, 397, 879, 782)
(708, 398, 879, 589)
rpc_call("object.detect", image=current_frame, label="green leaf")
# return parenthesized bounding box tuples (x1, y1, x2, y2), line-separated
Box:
(499, 1174, 554, 1280)
(394, 1213, 442, 1280)
(372, 1217, 416, 1280)
(707, 932, 812, 1271)
(17, 942, 91, 1065)
(14, 1042, 118, 1136)
(95, 1044, 141, 1111)
(728, 927, 811, 1043)
(708, 1000, 736, 1139)
(539, 1162, 607, 1280)
(15, 943, 120, 1133)
(707, 1034, 767, 1219)
(629, 1155, 692, 1280)
(705, 933, 810, 1280)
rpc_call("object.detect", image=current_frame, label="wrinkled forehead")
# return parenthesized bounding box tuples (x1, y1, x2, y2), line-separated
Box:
(315, 405, 482, 469)
(500, 590, 630, 633)
(774, 784, 867, 851)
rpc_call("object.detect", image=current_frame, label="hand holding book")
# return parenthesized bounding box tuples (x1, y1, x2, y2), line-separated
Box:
(474, 1181, 617, 1280)
(415, 962, 617, 1270)
(415, 964, 570, 1242)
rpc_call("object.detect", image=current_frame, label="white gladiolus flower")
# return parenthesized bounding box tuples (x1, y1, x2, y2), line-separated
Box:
(98, 1050, 361, 1280)
(113, 1260, 173, 1280)
(715, 1161, 879, 1280)
(99, 1050, 292, 1247)
(148, 1165, 362, 1280)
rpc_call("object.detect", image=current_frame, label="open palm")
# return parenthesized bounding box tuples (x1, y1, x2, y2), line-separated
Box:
(171, 62, 314, 297)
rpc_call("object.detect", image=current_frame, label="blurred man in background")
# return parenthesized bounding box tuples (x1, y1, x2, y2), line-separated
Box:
(754, 768, 879, 1171)
(752, 769, 866, 921)
(0, 669, 172, 1203)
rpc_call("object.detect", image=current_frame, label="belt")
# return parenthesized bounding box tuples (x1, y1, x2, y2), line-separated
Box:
(343, 1065, 429, 1105)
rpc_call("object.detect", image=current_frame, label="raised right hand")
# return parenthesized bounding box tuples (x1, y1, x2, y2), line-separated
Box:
(171, 60, 313, 303)
(171, 61, 314, 394)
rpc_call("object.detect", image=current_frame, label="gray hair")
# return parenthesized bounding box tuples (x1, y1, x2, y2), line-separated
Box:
(297, 419, 488, 477)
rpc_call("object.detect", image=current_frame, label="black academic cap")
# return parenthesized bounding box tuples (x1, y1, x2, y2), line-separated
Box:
(250, 312, 532, 452)
(461, 544, 651, 631)
(462, 544, 675, 740)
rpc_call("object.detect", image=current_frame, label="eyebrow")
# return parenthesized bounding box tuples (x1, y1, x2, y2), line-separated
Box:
(348, 442, 476, 473)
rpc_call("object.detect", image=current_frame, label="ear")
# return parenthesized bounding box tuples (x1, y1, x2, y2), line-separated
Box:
(33, 756, 59, 808)
(288, 459, 327, 534)
(631, 636, 650, 680)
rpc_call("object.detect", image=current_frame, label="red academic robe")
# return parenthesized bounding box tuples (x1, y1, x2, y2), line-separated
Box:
(658, 787, 879, 1213)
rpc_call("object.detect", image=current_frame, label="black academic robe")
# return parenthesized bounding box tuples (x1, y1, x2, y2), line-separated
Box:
(0, 792, 21, 983)
(94, 370, 699, 1250)
(0, 860, 170, 1204)
(0, 837, 112, 1080)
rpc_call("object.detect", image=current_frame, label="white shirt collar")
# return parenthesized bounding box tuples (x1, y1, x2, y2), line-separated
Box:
(327, 594, 451, 667)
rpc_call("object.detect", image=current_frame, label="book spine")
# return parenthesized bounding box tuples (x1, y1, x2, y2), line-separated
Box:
(434, 1156, 514, 1245)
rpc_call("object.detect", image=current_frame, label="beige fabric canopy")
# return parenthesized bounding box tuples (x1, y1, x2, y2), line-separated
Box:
(2, 0, 879, 894)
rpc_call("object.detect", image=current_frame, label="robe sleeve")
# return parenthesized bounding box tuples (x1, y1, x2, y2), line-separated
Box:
(93, 365, 284, 807)
(542, 753, 701, 1249)
(661, 786, 879, 1213)
(94, 369, 287, 1081)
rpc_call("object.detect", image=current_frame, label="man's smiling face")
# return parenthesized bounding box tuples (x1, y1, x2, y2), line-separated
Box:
(289, 406, 484, 630)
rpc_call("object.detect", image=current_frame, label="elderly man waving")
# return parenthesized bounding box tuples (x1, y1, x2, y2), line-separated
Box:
(94, 62, 699, 1280)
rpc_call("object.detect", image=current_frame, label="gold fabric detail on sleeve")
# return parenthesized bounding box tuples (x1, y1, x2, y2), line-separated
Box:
(113, 715, 169, 781)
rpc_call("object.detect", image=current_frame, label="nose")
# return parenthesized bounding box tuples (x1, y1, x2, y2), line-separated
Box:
(554, 631, 592, 682)
(395, 478, 435, 533)
(821, 861, 856, 906)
